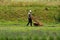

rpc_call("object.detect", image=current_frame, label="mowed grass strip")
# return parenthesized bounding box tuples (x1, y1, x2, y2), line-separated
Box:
(0, 27, 60, 32)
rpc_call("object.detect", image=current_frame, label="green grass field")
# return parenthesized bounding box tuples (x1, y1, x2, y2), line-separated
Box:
(0, 27, 60, 40)
(0, 6, 60, 22)
(0, 0, 60, 40)
(0, 21, 60, 40)
(0, 6, 60, 27)
(0, 6, 60, 40)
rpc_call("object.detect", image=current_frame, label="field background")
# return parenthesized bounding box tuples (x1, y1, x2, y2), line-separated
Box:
(0, 0, 60, 40)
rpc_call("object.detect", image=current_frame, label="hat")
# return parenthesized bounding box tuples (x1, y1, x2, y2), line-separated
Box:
(29, 10, 32, 12)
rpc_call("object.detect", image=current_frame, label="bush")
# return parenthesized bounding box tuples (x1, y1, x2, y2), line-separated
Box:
(55, 10, 60, 22)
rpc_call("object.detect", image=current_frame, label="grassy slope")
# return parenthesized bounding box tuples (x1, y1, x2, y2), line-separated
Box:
(0, 6, 60, 22)
(0, 0, 60, 25)
(0, 6, 60, 27)
(0, 1, 60, 40)
(0, 0, 60, 6)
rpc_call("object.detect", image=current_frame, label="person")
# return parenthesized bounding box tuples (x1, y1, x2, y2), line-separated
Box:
(27, 10, 32, 26)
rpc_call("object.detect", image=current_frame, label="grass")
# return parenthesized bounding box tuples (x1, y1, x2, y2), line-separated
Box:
(0, 0, 60, 6)
(0, 21, 60, 27)
(0, 6, 60, 23)
(0, 1, 60, 40)
(0, 27, 60, 40)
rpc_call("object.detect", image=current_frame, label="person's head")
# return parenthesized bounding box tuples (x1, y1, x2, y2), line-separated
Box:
(29, 10, 32, 13)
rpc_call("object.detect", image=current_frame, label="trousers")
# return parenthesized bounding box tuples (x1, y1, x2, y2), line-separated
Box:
(27, 18, 32, 26)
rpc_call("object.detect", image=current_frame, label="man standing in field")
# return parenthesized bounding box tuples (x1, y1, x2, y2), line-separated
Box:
(27, 10, 32, 26)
